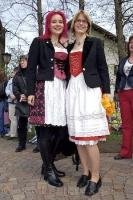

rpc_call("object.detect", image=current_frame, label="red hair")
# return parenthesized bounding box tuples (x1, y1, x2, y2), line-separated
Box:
(40, 11, 68, 40)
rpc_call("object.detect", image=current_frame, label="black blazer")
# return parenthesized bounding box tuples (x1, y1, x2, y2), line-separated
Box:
(26, 37, 68, 95)
(115, 57, 133, 93)
(67, 36, 110, 93)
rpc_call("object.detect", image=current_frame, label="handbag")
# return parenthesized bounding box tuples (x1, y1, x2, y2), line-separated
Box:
(15, 101, 29, 117)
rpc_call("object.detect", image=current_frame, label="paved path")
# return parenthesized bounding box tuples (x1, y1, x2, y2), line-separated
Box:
(0, 137, 133, 200)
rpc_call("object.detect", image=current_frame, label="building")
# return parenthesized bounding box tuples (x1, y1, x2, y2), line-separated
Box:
(91, 23, 118, 95)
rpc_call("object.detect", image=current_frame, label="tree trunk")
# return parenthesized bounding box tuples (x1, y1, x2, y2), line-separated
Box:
(79, 0, 84, 10)
(37, 0, 43, 36)
(114, 0, 127, 61)
(0, 20, 5, 69)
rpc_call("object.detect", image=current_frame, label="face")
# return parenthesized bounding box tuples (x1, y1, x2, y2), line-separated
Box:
(11, 71, 16, 78)
(129, 39, 133, 53)
(50, 14, 64, 37)
(74, 13, 88, 35)
(20, 59, 27, 68)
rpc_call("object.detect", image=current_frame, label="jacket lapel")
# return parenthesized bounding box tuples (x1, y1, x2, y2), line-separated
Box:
(83, 37, 93, 65)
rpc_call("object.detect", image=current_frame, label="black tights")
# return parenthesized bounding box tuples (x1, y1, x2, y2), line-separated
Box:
(39, 126, 53, 166)
(17, 116, 28, 147)
(39, 126, 66, 166)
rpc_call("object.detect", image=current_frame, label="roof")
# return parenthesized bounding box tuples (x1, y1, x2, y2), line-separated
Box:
(92, 23, 117, 42)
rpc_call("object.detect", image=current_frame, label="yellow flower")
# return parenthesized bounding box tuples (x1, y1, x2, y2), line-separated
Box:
(101, 96, 115, 117)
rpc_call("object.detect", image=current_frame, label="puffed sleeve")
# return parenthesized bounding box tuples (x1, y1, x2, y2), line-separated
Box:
(26, 37, 39, 95)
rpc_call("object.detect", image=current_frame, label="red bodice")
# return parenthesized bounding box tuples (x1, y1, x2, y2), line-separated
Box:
(54, 52, 68, 80)
(69, 51, 83, 77)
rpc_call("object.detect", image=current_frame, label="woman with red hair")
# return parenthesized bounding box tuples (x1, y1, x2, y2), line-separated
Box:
(26, 11, 68, 187)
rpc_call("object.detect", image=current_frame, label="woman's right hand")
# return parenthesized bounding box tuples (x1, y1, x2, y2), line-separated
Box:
(28, 95, 35, 106)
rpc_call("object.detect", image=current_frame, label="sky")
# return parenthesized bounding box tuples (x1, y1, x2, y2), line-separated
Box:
(0, 0, 117, 60)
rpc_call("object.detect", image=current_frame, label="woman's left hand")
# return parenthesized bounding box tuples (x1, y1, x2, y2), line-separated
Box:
(102, 93, 111, 98)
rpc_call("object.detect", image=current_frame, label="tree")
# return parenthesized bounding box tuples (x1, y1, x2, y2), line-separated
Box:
(36, 0, 43, 36)
(79, 0, 85, 10)
(114, 0, 126, 60)
(91, 0, 133, 60)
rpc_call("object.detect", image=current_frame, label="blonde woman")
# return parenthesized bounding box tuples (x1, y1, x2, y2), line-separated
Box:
(66, 10, 110, 196)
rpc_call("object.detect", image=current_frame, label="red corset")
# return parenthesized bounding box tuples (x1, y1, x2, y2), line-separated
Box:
(69, 51, 82, 77)
(54, 52, 68, 80)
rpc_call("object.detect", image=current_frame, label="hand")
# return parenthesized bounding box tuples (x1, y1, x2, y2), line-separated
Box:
(20, 94, 27, 102)
(10, 94, 16, 100)
(28, 95, 35, 106)
(102, 93, 111, 98)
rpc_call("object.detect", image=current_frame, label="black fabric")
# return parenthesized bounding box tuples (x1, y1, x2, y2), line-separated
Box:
(39, 126, 76, 164)
(13, 68, 29, 117)
(39, 126, 53, 167)
(115, 57, 133, 92)
(13, 69, 28, 101)
(0, 80, 7, 100)
(17, 116, 28, 147)
(51, 126, 76, 157)
(15, 101, 29, 117)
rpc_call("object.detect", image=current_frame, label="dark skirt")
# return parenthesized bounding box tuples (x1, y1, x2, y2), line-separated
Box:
(29, 81, 45, 125)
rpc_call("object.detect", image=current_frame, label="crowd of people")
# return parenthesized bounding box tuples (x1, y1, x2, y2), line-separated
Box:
(0, 9, 133, 197)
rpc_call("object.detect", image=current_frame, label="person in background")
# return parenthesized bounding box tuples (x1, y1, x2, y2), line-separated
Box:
(13, 55, 29, 152)
(26, 11, 68, 187)
(66, 10, 110, 196)
(5, 67, 19, 139)
(0, 70, 8, 137)
(114, 35, 133, 160)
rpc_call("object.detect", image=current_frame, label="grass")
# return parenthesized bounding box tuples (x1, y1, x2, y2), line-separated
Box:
(107, 130, 121, 142)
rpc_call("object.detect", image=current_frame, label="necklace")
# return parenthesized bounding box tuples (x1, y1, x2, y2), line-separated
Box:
(75, 39, 85, 46)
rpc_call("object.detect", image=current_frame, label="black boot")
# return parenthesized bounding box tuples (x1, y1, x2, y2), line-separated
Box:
(52, 163, 65, 177)
(41, 163, 65, 177)
(39, 127, 63, 187)
(44, 165, 63, 187)
(15, 145, 26, 152)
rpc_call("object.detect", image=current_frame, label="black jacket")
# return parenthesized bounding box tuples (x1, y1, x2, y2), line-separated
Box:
(26, 37, 68, 95)
(67, 36, 110, 93)
(115, 57, 133, 93)
(13, 69, 28, 101)
(0, 80, 7, 101)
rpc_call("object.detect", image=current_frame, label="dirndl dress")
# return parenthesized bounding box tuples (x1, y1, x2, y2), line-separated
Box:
(66, 50, 110, 145)
(29, 47, 68, 127)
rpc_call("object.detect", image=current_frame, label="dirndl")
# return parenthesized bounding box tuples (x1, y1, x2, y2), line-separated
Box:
(29, 77, 66, 126)
(66, 73, 110, 145)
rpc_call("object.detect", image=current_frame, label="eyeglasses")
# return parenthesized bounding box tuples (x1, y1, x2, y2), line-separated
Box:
(75, 19, 88, 24)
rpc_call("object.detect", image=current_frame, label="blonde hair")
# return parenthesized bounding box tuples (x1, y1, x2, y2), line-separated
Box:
(70, 10, 91, 36)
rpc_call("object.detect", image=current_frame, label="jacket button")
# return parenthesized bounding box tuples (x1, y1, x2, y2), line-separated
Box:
(83, 68, 85, 71)
(51, 66, 54, 69)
